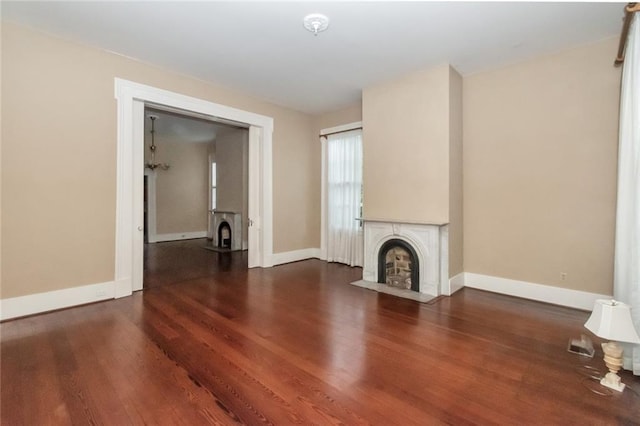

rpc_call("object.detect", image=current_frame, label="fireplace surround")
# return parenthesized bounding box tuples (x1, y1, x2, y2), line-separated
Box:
(355, 219, 449, 299)
(211, 211, 242, 251)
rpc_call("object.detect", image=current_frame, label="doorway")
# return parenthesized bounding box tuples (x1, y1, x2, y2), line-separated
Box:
(141, 107, 250, 288)
(142, 108, 249, 246)
(115, 78, 274, 298)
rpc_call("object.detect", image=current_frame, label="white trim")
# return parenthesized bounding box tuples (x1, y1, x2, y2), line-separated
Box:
(320, 121, 362, 136)
(132, 100, 145, 292)
(115, 78, 274, 298)
(439, 225, 449, 296)
(151, 231, 208, 243)
(446, 272, 465, 296)
(0, 281, 115, 321)
(463, 272, 610, 311)
(271, 248, 322, 266)
(320, 137, 328, 260)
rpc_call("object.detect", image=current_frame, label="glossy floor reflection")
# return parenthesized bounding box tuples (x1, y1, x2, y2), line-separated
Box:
(2, 240, 639, 424)
(143, 238, 246, 288)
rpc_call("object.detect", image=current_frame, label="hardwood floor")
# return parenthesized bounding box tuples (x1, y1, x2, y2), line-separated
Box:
(2, 239, 639, 425)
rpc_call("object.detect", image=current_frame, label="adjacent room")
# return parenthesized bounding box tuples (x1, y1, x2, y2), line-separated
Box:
(141, 107, 250, 288)
(2, 2, 639, 424)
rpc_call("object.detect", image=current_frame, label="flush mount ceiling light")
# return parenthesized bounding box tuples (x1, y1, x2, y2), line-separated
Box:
(303, 13, 329, 36)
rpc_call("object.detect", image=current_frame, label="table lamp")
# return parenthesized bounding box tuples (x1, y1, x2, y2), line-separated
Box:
(584, 299, 640, 392)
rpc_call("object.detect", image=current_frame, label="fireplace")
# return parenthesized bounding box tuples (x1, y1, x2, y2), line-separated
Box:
(211, 211, 242, 251)
(218, 222, 232, 248)
(378, 239, 419, 292)
(354, 219, 449, 300)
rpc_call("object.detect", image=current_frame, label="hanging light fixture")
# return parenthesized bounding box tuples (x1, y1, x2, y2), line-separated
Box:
(303, 13, 329, 36)
(145, 115, 170, 171)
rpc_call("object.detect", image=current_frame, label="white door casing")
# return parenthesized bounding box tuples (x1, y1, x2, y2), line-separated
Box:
(115, 78, 274, 298)
(248, 126, 261, 268)
(132, 100, 145, 291)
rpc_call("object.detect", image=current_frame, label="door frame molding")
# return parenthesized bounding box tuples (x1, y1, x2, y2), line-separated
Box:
(114, 78, 273, 297)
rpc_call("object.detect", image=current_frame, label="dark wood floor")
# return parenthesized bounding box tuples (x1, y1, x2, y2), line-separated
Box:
(2, 239, 639, 425)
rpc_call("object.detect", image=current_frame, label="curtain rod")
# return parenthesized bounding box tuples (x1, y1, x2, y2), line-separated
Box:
(615, 3, 640, 66)
(319, 127, 363, 138)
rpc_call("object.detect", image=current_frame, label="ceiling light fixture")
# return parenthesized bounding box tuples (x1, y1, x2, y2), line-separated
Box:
(303, 13, 329, 36)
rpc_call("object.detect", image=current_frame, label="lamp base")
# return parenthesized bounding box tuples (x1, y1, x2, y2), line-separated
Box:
(600, 372, 626, 392)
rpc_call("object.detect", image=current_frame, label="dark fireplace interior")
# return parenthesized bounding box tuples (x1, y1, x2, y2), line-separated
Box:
(218, 222, 232, 249)
(378, 239, 419, 292)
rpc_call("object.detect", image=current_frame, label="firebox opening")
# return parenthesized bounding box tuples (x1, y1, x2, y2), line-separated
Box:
(377, 239, 419, 292)
(218, 221, 232, 249)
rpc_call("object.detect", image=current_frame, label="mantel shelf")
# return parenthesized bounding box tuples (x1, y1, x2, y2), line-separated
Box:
(356, 218, 449, 227)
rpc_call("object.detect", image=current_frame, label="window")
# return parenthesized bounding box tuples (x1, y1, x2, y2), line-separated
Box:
(211, 162, 217, 210)
(323, 127, 363, 267)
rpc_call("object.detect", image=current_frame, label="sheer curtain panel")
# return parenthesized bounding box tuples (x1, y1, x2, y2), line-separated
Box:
(614, 12, 640, 375)
(326, 129, 363, 267)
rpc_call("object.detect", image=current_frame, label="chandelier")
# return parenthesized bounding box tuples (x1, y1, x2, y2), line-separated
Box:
(145, 115, 170, 171)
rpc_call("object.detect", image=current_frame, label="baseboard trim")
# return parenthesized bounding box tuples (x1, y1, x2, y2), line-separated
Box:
(1, 280, 115, 321)
(271, 248, 322, 266)
(114, 277, 132, 298)
(463, 272, 610, 311)
(1, 269, 607, 320)
(446, 273, 465, 296)
(150, 231, 207, 243)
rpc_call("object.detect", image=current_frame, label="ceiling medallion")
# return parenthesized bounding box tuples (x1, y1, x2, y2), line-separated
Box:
(303, 13, 329, 36)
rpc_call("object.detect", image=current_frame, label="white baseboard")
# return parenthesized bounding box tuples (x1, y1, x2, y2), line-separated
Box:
(1, 280, 115, 321)
(150, 231, 207, 243)
(446, 273, 465, 296)
(463, 272, 610, 311)
(114, 277, 132, 298)
(271, 248, 322, 266)
(1, 269, 607, 321)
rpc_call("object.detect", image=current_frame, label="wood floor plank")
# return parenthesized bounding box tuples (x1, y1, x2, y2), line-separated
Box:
(2, 238, 639, 424)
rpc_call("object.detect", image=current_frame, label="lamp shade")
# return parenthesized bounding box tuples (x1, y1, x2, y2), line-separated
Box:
(585, 299, 640, 343)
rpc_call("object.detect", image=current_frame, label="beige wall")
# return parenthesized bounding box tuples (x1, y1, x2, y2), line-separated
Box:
(215, 128, 249, 248)
(312, 103, 363, 133)
(150, 138, 209, 235)
(463, 37, 621, 294)
(271, 112, 317, 252)
(0, 20, 4, 298)
(362, 64, 451, 223)
(448, 67, 464, 277)
(1, 22, 317, 298)
(216, 129, 247, 214)
(1, 20, 622, 302)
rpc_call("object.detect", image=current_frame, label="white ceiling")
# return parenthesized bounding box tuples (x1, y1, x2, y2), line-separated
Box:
(2, 1, 626, 115)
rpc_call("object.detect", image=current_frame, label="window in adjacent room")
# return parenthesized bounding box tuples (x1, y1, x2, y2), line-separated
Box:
(211, 162, 217, 210)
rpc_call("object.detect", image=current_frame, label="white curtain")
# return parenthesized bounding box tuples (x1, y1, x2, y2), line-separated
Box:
(614, 12, 640, 375)
(326, 129, 363, 267)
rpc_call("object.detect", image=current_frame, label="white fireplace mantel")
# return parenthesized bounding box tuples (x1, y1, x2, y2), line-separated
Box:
(357, 217, 448, 227)
(360, 219, 449, 297)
